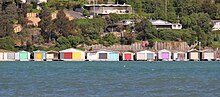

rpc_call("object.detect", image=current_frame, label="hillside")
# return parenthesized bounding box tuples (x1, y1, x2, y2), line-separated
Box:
(0, 0, 220, 51)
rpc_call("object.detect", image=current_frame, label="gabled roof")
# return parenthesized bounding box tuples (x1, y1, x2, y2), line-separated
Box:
(201, 49, 214, 52)
(188, 49, 199, 52)
(47, 50, 59, 53)
(34, 50, 46, 52)
(122, 52, 135, 54)
(87, 49, 119, 53)
(59, 48, 84, 52)
(17, 50, 30, 53)
(158, 49, 171, 52)
(136, 50, 155, 53)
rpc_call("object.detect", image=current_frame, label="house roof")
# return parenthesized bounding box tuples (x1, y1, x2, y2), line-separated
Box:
(84, 4, 131, 7)
(150, 20, 180, 26)
(63, 10, 84, 19)
(211, 20, 220, 23)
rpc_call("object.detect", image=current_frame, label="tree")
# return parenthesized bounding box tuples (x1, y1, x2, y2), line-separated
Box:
(101, 33, 119, 46)
(0, 37, 16, 51)
(55, 36, 71, 50)
(54, 10, 71, 37)
(135, 19, 157, 41)
(68, 35, 84, 47)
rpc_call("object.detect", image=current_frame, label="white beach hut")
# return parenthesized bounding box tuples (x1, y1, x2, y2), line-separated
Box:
(200, 49, 215, 61)
(187, 49, 199, 61)
(59, 48, 85, 61)
(158, 49, 172, 61)
(87, 50, 119, 61)
(136, 50, 156, 61)
(173, 51, 187, 61)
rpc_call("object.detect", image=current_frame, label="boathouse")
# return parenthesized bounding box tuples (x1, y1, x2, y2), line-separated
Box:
(46, 51, 59, 61)
(200, 49, 215, 61)
(16, 51, 31, 61)
(172, 51, 187, 61)
(2, 51, 16, 61)
(0, 52, 3, 61)
(136, 50, 156, 61)
(122, 52, 134, 61)
(187, 49, 199, 61)
(158, 49, 172, 61)
(34, 50, 46, 61)
(87, 50, 119, 61)
(59, 48, 85, 61)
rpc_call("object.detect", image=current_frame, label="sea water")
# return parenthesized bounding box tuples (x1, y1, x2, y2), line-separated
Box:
(0, 61, 219, 97)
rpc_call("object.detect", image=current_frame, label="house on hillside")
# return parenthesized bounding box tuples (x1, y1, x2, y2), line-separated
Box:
(26, 13, 41, 27)
(150, 20, 182, 29)
(51, 10, 84, 21)
(211, 20, 220, 31)
(20, 0, 47, 4)
(13, 24, 23, 33)
(84, 4, 132, 15)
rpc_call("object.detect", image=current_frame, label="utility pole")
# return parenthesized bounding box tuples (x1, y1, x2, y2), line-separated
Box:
(93, 0, 95, 17)
(165, 0, 167, 20)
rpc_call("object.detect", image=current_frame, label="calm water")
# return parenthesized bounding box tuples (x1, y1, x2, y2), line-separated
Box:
(0, 61, 220, 97)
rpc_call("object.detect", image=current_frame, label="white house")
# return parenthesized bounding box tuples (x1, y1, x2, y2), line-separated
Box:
(20, 0, 47, 4)
(211, 20, 220, 31)
(150, 20, 182, 29)
(84, 4, 132, 15)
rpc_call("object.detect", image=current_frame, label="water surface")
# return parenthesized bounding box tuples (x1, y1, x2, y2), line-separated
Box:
(0, 61, 219, 96)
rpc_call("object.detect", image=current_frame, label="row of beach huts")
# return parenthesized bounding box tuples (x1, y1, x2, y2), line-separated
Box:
(0, 48, 218, 61)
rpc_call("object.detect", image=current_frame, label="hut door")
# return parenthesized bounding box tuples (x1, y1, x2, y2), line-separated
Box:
(162, 52, 169, 59)
(64, 52, 72, 59)
(124, 54, 132, 60)
(109, 52, 119, 61)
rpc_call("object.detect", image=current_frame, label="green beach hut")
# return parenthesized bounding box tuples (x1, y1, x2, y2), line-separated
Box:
(18, 51, 31, 61)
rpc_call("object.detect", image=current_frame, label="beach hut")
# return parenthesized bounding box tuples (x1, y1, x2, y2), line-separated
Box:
(158, 49, 172, 61)
(136, 50, 156, 61)
(173, 51, 187, 61)
(122, 52, 134, 61)
(46, 51, 59, 61)
(16, 51, 31, 61)
(86, 52, 97, 61)
(200, 49, 215, 61)
(59, 48, 85, 61)
(187, 49, 199, 61)
(87, 50, 119, 61)
(3, 52, 16, 61)
(34, 50, 46, 61)
(0, 52, 3, 61)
